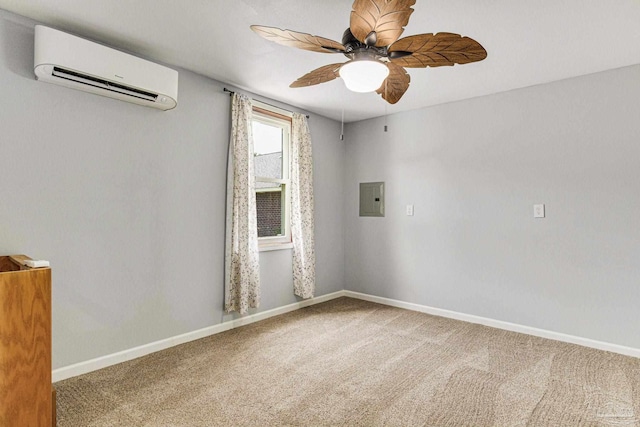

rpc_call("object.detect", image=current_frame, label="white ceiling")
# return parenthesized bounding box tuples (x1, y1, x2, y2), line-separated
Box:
(1, 0, 639, 122)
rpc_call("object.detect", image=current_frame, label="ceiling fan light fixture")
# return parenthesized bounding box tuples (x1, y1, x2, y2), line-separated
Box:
(339, 59, 389, 93)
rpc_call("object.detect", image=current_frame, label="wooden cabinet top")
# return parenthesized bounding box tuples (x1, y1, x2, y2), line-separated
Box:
(0, 255, 50, 273)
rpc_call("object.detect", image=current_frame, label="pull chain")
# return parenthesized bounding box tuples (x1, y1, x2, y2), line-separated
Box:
(384, 80, 388, 132)
(340, 107, 345, 141)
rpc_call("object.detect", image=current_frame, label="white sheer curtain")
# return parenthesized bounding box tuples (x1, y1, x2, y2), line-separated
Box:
(224, 93, 260, 314)
(290, 113, 316, 299)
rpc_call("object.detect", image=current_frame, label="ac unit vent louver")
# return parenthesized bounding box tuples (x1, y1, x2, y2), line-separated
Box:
(52, 67, 159, 102)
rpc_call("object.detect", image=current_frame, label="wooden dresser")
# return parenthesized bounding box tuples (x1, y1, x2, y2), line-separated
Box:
(0, 255, 54, 426)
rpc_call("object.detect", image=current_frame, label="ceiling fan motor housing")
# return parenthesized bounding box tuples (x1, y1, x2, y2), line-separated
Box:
(341, 28, 387, 60)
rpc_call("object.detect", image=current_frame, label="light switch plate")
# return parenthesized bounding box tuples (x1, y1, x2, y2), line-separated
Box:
(406, 205, 414, 216)
(534, 204, 545, 218)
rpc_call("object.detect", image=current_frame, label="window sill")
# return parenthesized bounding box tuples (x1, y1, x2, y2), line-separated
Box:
(259, 242, 293, 252)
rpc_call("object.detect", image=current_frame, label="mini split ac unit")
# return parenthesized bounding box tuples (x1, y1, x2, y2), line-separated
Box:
(34, 26, 178, 110)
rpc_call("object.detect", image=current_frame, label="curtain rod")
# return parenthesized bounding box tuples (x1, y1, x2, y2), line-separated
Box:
(223, 88, 309, 119)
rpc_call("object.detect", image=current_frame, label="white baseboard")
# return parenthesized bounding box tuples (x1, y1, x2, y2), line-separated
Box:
(344, 291, 640, 359)
(54, 289, 640, 382)
(52, 290, 346, 382)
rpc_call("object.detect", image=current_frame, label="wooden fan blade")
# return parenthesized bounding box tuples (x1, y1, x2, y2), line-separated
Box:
(388, 32, 487, 68)
(250, 25, 345, 53)
(350, 0, 416, 47)
(376, 62, 410, 104)
(290, 63, 345, 88)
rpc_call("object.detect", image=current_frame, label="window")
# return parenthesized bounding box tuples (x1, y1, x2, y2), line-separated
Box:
(252, 102, 292, 247)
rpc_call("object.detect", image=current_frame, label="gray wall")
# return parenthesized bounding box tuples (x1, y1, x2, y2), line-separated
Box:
(344, 64, 640, 348)
(0, 10, 344, 369)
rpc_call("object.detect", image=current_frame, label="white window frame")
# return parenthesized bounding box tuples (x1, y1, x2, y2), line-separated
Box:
(252, 101, 292, 249)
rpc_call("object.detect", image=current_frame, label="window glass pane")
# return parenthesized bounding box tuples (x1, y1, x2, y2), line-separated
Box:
(256, 183, 284, 237)
(253, 121, 283, 179)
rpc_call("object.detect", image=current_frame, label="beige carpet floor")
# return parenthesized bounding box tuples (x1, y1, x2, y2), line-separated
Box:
(55, 297, 640, 426)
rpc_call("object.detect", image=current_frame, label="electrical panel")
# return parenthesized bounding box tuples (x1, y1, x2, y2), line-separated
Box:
(359, 182, 385, 217)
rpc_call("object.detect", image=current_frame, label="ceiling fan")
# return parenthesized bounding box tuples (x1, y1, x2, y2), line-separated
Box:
(251, 0, 487, 104)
